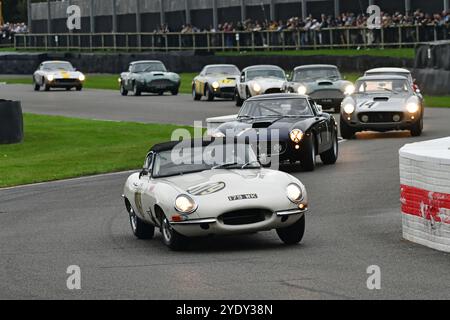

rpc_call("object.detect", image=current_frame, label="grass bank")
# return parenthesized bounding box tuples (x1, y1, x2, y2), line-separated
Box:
(0, 114, 193, 188)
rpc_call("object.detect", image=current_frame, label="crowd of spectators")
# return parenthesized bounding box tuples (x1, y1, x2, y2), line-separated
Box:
(153, 9, 450, 48)
(1, 22, 28, 46)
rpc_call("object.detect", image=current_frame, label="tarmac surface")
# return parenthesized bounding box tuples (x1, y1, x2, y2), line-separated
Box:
(1, 84, 450, 299)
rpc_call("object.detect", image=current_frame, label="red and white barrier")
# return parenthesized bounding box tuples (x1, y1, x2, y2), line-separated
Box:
(400, 137, 450, 252)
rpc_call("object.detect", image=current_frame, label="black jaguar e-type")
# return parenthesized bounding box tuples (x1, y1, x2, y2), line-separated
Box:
(212, 94, 339, 171)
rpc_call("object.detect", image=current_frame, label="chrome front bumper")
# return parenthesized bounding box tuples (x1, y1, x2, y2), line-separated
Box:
(170, 208, 308, 237)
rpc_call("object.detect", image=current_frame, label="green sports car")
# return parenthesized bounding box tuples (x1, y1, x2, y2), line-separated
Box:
(119, 60, 181, 96)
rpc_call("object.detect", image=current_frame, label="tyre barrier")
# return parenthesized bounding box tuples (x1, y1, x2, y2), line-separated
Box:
(399, 137, 450, 253)
(0, 100, 24, 144)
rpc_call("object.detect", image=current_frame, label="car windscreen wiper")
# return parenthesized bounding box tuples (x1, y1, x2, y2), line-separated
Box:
(241, 161, 261, 169)
(212, 162, 240, 170)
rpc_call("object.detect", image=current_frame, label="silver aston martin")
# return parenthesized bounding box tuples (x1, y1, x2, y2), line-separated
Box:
(123, 139, 308, 250)
(340, 75, 424, 139)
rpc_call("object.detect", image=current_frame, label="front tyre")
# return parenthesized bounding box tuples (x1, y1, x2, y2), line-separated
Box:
(206, 85, 215, 101)
(235, 89, 244, 107)
(410, 117, 423, 137)
(161, 218, 189, 251)
(277, 215, 305, 245)
(33, 81, 40, 91)
(120, 84, 128, 96)
(300, 135, 316, 171)
(129, 207, 155, 240)
(192, 86, 201, 101)
(171, 88, 179, 96)
(340, 117, 356, 139)
(132, 82, 141, 96)
(320, 132, 338, 165)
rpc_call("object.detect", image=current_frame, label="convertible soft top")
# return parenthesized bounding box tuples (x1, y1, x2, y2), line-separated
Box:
(150, 138, 250, 153)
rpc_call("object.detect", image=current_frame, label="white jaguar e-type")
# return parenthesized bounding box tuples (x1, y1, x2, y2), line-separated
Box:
(123, 139, 309, 250)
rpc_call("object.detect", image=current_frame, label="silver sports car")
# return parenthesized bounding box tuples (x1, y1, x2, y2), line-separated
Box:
(235, 65, 287, 107)
(340, 75, 424, 139)
(283, 64, 354, 112)
(123, 139, 308, 250)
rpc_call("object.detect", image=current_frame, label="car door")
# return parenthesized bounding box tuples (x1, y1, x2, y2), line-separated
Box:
(309, 99, 330, 153)
(138, 152, 159, 226)
(123, 65, 133, 90)
(35, 64, 44, 85)
(194, 69, 205, 95)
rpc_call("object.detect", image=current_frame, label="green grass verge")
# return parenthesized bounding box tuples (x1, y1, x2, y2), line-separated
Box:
(1, 72, 449, 108)
(0, 73, 197, 93)
(216, 48, 415, 59)
(0, 114, 193, 188)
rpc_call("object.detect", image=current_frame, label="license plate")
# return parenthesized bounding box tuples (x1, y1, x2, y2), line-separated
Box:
(228, 194, 258, 201)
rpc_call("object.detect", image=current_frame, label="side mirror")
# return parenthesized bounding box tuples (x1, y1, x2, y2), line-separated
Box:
(343, 75, 347, 80)
(139, 168, 149, 179)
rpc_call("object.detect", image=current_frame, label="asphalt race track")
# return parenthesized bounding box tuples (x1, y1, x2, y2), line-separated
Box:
(0, 85, 238, 125)
(1, 84, 450, 299)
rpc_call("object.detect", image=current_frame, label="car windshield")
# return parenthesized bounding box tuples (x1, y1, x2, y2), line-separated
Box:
(152, 142, 260, 178)
(293, 68, 341, 81)
(205, 66, 240, 75)
(356, 79, 410, 94)
(43, 62, 74, 71)
(131, 62, 166, 73)
(239, 98, 313, 118)
(247, 69, 285, 80)
(366, 72, 412, 81)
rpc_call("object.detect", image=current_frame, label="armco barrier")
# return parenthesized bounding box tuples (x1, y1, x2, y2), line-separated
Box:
(399, 137, 450, 253)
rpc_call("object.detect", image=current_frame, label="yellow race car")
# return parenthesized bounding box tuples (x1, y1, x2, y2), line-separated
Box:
(33, 61, 85, 91)
(192, 64, 240, 101)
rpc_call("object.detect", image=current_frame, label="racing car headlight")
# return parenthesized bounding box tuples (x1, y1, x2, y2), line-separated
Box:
(175, 195, 197, 214)
(253, 83, 262, 92)
(286, 184, 303, 203)
(406, 102, 419, 113)
(79, 74, 86, 81)
(118, 78, 122, 83)
(212, 81, 220, 89)
(46, 74, 54, 82)
(297, 85, 307, 95)
(289, 129, 304, 143)
(344, 84, 355, 95)
(343, 103, 355, 114)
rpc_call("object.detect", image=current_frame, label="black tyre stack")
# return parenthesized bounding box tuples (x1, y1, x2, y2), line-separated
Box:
(0, 100, 24, 144)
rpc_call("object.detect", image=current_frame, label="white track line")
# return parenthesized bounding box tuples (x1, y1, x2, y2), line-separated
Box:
(0, 169, 137, 191)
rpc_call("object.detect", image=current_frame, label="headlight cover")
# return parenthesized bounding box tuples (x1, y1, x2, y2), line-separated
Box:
(297, 85, 307, 95)
(79, 74, 86, 81)
(253, 83, 262, 92)
(343, 103, 355, 114)
(406, 102, 419, 113)
(286, 184, 303, 203)
(344, 84, 355, 95)
(47, 74, 54, 81)
(175, 195, 197, 214)
(212, 81, 220, 89)
(290, 129, 304, 143)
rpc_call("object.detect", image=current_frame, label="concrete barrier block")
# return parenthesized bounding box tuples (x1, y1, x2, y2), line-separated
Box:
(399, 137, 450, 253)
